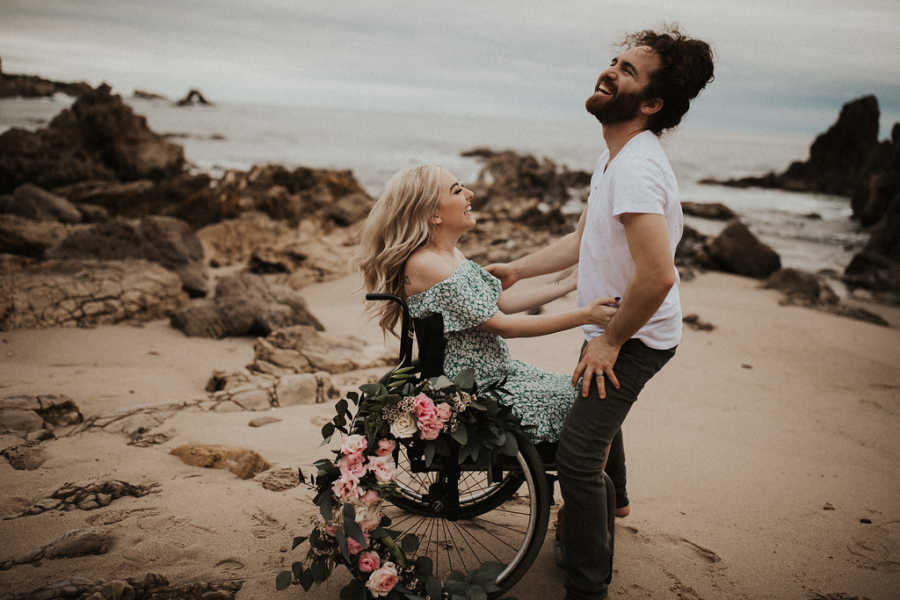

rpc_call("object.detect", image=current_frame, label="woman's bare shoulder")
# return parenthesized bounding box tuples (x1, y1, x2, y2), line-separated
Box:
(405, 250, 459, 296)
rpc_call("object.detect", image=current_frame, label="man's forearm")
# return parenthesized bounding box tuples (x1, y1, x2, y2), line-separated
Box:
(508, 231, 580, 280)
(602, 272, 673, 346)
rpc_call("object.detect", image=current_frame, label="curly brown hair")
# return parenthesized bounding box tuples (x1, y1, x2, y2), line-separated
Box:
(624, 26, 715, 135)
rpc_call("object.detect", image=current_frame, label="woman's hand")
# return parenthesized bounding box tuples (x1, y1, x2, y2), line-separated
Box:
(585, 297, 619, 327)
(485, 263, 519, 290)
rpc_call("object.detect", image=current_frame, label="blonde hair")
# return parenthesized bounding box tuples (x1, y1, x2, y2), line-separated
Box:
(359, 165, 443, 335)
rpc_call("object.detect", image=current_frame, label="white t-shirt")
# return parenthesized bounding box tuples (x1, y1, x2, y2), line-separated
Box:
(576, 130, 683, 350)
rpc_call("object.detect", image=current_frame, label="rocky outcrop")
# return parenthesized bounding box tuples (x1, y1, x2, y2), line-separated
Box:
(681, 201, 735, 220)
(4, 480, 160, 519)
(249, 325, 394, 376)
(0, 394, 83, 435)
(175, 89, 213, 106)
(0, 214, 70, 258)
(763, 268, 889, 326)
(169, 272, 322, 338)
(0, 184, 82, 223)
(0, 61, 92, 98)
(0, 573, 243, 600)
(257, 466, 301, 492)
(170, 444, 270, 479)
(0, 528, 114, 570)
(704, 221, 781, 279)
(0, 259, 187, 330)
(48, 216, 208, 296)
(0, 84, 184, 193)
(133, 89, 168, 100)
(700, 96, 883, 197)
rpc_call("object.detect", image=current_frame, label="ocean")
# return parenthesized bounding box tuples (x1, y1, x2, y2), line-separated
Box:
(0, 94, 868, 276)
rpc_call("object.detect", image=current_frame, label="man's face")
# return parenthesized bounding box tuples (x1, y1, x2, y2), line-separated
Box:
(586, 46, 661, 124)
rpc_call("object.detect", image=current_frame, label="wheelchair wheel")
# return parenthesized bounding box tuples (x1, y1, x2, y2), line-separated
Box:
(382, 430, 550, 596)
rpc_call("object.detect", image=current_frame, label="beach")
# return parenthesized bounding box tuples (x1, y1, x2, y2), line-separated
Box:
(1, 269, 898, 600)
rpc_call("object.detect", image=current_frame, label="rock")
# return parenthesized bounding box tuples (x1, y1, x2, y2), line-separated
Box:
(176, 89, 213, 106)
(0, 213, 70, 258)
(170, 444, 270, 479)
(764, 268, 840, 306)
(324, 191, 374, 226)
(0, 66, 92, 98)
(78, 203, 111, 223)
(197, 212, 293, 267)
(133, 89, 168, 100)
(0, 408, 45, 433)
(700, 96, 881, 197)
(47, 216, 208, 297)
(274, 373, 320, 406)
(681, 201, 735, 220)
(101, 580, 135, 600)
(705, 221, 781, 279)
(2, 445, 47, 470)
(43, 528, 114, 559)
(0, 84, 185, 193)
(0, 259, 187, 330)
(229, 387, 274, 411)
(844, 186, 900, 303)
(0, 184, 82, 223)
(682, 314, 715, 331)
(170, 272, 322, 338)
(251, 325, 394, 375)
(7, 479, 161, 520)
(53, 179, 156, 213)
(257, 466, 300, 492)
(248, 416, 281, 428)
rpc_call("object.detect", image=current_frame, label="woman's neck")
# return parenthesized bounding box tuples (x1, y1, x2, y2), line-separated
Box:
(427, 228, 461, 255)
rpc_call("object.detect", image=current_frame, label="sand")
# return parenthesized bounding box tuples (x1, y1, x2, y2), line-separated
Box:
(1, 271, 899, 599)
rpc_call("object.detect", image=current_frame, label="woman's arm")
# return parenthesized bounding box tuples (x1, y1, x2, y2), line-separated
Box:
(479, 296, 617, 339)
(496, 269, 577, 314)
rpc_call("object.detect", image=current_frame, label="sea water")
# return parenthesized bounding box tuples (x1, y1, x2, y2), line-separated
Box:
(0, 94, 868, 274)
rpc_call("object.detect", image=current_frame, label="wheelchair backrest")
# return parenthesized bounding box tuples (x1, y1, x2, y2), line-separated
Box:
(412, 313, 446, 378)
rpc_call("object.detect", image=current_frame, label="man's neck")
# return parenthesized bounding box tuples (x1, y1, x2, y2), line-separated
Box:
(601, 120, 650, 164)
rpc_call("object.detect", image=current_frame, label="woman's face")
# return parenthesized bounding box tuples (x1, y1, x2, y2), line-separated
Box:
(433, 169, 476, 232)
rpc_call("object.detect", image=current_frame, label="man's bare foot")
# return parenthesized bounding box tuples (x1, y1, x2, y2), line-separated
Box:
(615, 505, 630, 518)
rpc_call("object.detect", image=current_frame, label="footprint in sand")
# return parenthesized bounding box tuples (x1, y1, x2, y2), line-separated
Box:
(847, 520, 900, 573)
(309, 415, 331, 427)
(216, 558, 246, 571)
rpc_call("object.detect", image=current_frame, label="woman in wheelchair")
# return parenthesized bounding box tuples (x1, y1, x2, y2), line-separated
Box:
(360, 165, 618, 445)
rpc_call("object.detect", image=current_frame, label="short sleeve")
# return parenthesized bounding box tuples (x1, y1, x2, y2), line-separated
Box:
(609, 156, 666, 219)
(409, 262, 500, 333)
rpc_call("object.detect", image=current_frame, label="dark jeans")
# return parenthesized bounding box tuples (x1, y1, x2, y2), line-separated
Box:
(604, 429, 627, 509)
(557, 338, 676, 600)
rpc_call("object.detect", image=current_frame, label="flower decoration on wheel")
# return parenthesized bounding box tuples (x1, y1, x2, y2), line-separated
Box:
(275, 366, 527, 600)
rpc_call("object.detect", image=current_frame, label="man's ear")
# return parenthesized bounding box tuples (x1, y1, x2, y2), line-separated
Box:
(641, 97, 663, 117)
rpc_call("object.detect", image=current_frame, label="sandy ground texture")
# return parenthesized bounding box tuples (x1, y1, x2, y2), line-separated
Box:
(1, 271, 899, 600)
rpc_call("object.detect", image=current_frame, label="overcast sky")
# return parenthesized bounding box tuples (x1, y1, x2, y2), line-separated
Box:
(2, 0, 898, 135)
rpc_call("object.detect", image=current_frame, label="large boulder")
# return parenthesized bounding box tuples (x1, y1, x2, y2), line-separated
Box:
(0, 84, 185, 193)
(0, 214, 70, 258)
(47, 216, 207, 296)
(764, 268, 889, 326)
(0, 184, 82, 223)
(704, 221, 781, 279)
(0, 63, 92, 98)
(170, 272, 323, 338)
(249, 325, 395, 376)
(169, 444, 270, 479)
(0, 259, 187, 330)
(681, 201, 735, 220)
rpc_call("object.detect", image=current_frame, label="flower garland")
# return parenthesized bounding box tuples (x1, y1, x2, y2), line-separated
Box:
(275, 366, 526, 600)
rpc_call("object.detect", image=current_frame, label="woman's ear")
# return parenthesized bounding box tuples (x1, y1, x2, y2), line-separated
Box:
(431, 215, 442, 225)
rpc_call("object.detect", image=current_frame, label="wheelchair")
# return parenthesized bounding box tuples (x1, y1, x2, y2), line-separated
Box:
(363, 293, 601, 596)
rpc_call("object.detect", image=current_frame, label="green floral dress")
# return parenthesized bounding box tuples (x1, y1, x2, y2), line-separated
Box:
(407, 259, 575, 443)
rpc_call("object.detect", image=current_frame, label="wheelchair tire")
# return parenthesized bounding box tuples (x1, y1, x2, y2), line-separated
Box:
(383, 430, 550, 596)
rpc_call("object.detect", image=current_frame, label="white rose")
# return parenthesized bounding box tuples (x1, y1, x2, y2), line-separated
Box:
(389, 411, 418, 438)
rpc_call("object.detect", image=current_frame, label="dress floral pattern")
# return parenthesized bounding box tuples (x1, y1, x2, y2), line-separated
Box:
(407, 260, 575, 443)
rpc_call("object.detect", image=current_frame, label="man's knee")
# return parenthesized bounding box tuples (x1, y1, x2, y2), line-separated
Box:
(556, 434, 607, 480)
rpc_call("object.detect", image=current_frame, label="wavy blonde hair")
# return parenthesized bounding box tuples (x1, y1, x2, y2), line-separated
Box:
(359, 165, 443, 335)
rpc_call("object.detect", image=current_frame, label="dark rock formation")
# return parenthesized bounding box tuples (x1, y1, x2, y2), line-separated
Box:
(0, 394, 83, 436)
(0, 259, 187, 330)
(700, 96, 883, 197)
(0, 214, 69, 258)
(47, 216, 208, 296)
(0, 528, 114, 570)
(249, 325, 394, 376)
(704, 221, 781, 279)
(170, 272, 323, 338)
(0, 60, 92, 98)
(175, 88, 213, 106)
(0, 184, 82, 223)
(681, 201, 735, 220)
(0, 573, 242, 600)
(764, 268, 889, 326)
(0, 84, 185, 193)
(4, 480, 160, 519)
(133, 89, 168, 100)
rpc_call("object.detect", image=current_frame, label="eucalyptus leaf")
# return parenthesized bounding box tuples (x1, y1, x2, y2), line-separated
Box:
(466, 585, 488, 600)
(430, 375, 454, 390)
(299, 568, 314, 591)
(319, 494, 333, 521)
(415, 555, 434, 576)
(450, 423, 468, 446)
(501, 433, 518, 456)
(426, 576, 442, 600)
(400, 533, 420, 553)
(311, 558, 326, 582)
(291, 536, 307, 550)
(291, 561, 304, 578)
(321, 422, 335, 441)
(339, 578, 366, 600)
(275, 571, 292, 591)
(454, 368, 475, 391)
(336, 527, 350, 563)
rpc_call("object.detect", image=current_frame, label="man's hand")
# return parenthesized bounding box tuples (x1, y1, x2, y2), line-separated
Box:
(485, 263, 519, 290)
(572, 335, 621, 398)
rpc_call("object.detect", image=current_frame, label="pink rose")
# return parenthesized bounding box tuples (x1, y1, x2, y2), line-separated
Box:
(360, 489, 381, 506)
(346, 532, 370, 555)
(332, 474, 363, 502)
(413, 394, 437, 420)
(365, 561, 399, 597)
(340, 434, 367, 457)
(375, 439, 396, 456)
(436, 402, 452, 421)
(338, 453, 366, 479)
(419, 418, 443, 440)
(367, 454, 396, 483)
(358, 551, 380, 573)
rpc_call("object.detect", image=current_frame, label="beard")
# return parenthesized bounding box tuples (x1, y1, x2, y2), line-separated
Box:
(585, 88, 643, 124)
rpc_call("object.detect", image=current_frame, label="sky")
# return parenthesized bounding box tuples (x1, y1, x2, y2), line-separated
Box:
(1, 0, 899, 136)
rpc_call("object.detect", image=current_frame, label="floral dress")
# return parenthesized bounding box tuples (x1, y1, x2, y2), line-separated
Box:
(407, 259, 575, 443)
